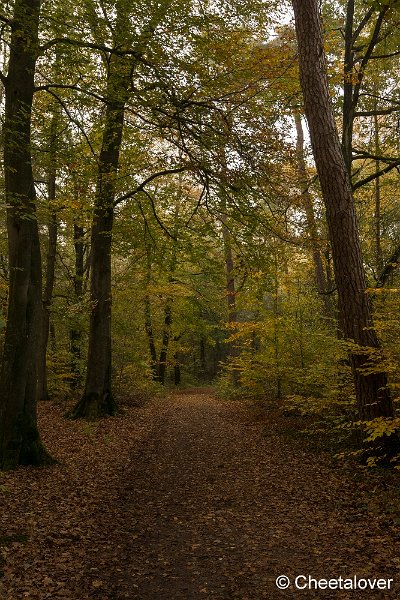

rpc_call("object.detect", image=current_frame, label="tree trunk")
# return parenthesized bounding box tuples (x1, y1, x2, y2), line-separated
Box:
(69, 87, 124, 418)
(292, 0, 394, 424)
(155, 199, 180, 385)
(174, 361, 181, 386)
(0, 0, 53, 469)
(342, 0, 355, 175)
(70, 222, 85, 387)
(294, 112, 333, 318)
(144, 295, 159, 380)
(70, 2, 171, 418)
(373, 110, 382, 274)
(143, 245, 158, 380)
(157, 302, 172, 385)
(38, 112, 58, 401)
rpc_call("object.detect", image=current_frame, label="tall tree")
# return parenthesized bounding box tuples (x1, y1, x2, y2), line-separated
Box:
(291, 0, 395, 428)
(0, 0, 53, 469)
(294, 112, 333, 318)
(70, 1, 172, 418)
(38, 106, 59, 402)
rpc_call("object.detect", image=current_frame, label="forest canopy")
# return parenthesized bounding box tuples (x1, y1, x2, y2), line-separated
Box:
(0, 0, 400, 469)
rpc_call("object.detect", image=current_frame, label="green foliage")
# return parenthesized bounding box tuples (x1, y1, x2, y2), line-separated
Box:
(46, 350, 76, 401)
(114, 361, 165, 403)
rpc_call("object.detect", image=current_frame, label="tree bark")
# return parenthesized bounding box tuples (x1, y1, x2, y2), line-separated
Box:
(156, 202, 180, 385)
(0, 0, 53, 469)
(144, 295, 159, 380)
(70, 2, 171, 418)
(69, 81, 124, 418)
(220, 200, 239, 385)
(292, 0, 394, 424)
(38, 112, 58, 401)
(69, 222, 85, 387)
(157, 302, 172, 385)
(373, 110, 382, 273)
(342, 0, 355, 175)
(294, 112, 334, 318)
(143, 244, 159, 380)
(342, 2, 388, 178)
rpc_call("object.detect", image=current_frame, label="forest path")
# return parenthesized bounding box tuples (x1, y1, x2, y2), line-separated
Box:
(1, 390, 399, 599)
(89, 390, 398, 599)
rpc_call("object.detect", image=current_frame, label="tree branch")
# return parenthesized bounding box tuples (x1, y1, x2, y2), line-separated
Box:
(352, 159, 400, 191)
(369, 49, 400, 60)
(352, 6, 375, 43)
(39, 36, 141, 57)
(354, 107, 400, 117)
(141, 189, 177, 240)
(376, 244, 400, 287)
(43, 88, 97, 158)
(353, 7, 389, 109)
(113, 166, 190, 206)
(352, 150, 399, 163)
(35, 83, 106, 103)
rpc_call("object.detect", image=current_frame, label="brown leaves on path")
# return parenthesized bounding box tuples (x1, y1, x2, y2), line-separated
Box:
(0, 390, 400, 599)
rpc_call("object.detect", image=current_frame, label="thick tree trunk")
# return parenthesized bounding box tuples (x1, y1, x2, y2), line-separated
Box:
(69, 91, 124, 418)
(0, 0, 53, 469)
(292, 0, 393, 424)
(70, 2, 171, 417)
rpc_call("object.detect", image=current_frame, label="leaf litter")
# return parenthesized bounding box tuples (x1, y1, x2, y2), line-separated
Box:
(0, 390, 399, 599)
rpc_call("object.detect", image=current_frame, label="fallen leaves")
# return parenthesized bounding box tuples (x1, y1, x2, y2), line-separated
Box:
(0, 391, 399, 599)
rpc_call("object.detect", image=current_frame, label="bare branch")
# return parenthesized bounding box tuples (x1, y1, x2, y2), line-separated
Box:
(352, 159, 400, 191)
(43, 88, 97, 158)
(352, 6, 375, 43)
(114, 166, 190, 206)
(141, 189, 177, 240)
(354, 106, 400, 117)
(369, 49, 400, 60)
(353, 7, 389, 109)
(352, 150, 399, 163)
(39, 36, 137, 56)
(35, 83, 106, 104)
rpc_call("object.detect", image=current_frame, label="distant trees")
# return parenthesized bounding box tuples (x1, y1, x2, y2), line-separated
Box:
(0, 0, 399, 470)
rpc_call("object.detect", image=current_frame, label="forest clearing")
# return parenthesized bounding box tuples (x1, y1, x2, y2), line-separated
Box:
(1, 0, 400, 597)
(1, 389, 400, 599)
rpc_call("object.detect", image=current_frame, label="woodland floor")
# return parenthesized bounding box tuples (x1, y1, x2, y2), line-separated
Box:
(1, 389, 400, 599)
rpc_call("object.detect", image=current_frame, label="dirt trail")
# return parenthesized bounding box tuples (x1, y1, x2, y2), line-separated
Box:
(90, 391, 399, 599)
(1, 390, 399, 599)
